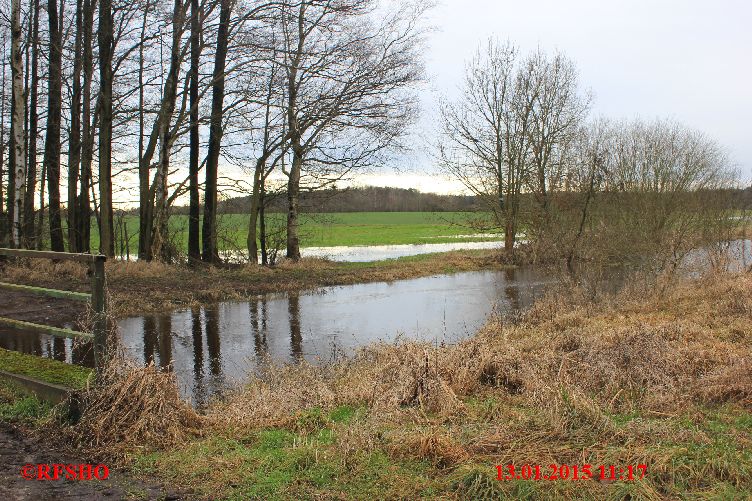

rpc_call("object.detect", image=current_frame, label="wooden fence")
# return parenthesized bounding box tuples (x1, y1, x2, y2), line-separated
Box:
(0, 248, 108, 374)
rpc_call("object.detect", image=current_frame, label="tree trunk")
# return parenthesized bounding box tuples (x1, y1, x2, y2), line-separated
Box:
(10, 0, 26, 249)
(67, 0, 83, 252)
(77, 0, 95, 253)
(504, 218, 515, 252)
(152, 121, 170, 260)
(187, 0, 201, 263)
(0, 42, 7, 245)
(137, 1, 151, 260)
(23, 0, 39, 247)
(98, 0, 115, 256)
(247, 159, 263, 264)
(149, 0, 185, 261)
(202, 0, 231, 263)
(259, 183, 267, 266)
(36, 159, 45, 249)
(45, 0, 65, 252)
(286, 151, 302, 260)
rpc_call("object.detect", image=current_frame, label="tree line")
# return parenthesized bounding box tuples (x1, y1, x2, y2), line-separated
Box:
(0, 0, 428, 263)
(165, 186, 477, 214)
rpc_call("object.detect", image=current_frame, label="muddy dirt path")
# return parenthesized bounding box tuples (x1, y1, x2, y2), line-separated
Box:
(0, 422, 185, 500)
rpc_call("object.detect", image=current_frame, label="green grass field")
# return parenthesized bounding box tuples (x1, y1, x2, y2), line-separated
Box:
(98, 212, 500, 253)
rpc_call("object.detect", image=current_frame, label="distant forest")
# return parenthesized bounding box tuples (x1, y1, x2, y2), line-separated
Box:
(166, 184, 752, 215)
(170, 186, 480, 214)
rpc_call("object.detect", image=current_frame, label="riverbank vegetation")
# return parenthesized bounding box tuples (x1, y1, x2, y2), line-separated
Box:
(22, 270, 744, 499)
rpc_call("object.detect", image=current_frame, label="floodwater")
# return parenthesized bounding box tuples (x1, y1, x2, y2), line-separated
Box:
(299, 240, 504, 262)
(0, 267, 550, 405)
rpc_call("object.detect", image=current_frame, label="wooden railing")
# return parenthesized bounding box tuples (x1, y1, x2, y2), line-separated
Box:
(0, 248, 108, 374)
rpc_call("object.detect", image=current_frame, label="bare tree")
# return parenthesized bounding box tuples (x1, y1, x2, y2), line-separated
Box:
(201, 0, 232, 263)
(0, 33, 7, 244)
(151, 0, 188, 261)
(439, 40, 521, 251)
(277, 0, 425, 260)
(45, 0, 65, 252)
(99, 0, 115, 256)
(67, 0, 84, 251)
(10, 0, 26, 248)
(187, 0, 201, 262)
(439, 41, 588, 252)
(76, 0, 95, 252)
(22, 0, 38, 247)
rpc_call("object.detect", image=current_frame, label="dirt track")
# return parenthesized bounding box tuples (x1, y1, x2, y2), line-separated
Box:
(0, 291, 83, 328)
(0, 422, 184, 500)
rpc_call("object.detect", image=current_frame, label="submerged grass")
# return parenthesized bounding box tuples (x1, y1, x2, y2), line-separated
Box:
(52, 270, 750, 499)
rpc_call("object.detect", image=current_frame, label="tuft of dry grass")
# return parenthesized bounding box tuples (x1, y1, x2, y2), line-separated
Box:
(66, 357, 203, 459)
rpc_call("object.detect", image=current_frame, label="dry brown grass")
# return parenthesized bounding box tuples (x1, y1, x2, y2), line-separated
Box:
(66, 357, 203, 459)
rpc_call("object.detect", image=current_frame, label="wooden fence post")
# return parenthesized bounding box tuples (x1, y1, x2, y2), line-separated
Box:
(91, 255, 108, 375)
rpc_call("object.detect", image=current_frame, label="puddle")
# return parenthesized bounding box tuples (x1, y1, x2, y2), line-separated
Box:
(0, 267, 550, 405)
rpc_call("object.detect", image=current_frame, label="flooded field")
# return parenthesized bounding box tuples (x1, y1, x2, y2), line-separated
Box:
(299, 240, 504, 262)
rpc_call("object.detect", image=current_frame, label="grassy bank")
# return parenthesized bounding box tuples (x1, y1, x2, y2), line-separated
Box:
(0, 349, 92, 389)
(58, 271, 752, 499)
(1, 249, 505, 317)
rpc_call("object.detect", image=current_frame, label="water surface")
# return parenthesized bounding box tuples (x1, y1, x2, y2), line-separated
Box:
(0, 267, 550, 405)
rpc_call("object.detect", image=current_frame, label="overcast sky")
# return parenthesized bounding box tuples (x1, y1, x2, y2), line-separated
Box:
(367, 0, 752, 193)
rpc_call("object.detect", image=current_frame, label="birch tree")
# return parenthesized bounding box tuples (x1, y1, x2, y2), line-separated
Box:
(10, 0, 26, 248)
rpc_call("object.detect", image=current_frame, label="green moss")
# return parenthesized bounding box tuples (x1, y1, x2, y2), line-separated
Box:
(0, 381, 53, 423)
(0, 348, 93, 389)
(328, 404, 362, 424)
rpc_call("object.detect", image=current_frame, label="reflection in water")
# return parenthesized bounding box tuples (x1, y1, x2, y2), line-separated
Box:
(143, 317, 157, 365)
(191, 310, 204, 382)
(142, 316, 173, 370)
(158, 316, 173, 371)
(250, 299, 268, 358)
(205, 309, 221, 378)
(288, 294, 302, 360)
(113, 267, 552, 402)
(503, 268, 521, 312)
